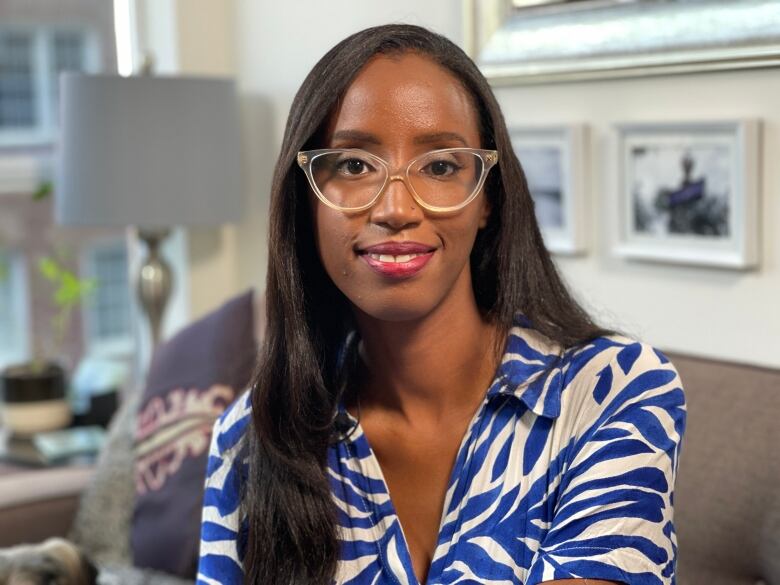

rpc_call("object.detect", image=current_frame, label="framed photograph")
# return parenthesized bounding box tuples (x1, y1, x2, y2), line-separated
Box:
(465, 0, 780, 85)
(509, 125, 587, 255)
(615, 120, 760, 269)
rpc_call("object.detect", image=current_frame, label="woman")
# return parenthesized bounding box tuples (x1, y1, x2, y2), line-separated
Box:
(198, 24, 686, 585)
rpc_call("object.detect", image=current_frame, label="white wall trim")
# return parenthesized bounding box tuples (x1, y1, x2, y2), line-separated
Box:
(0, 157, 40, 196)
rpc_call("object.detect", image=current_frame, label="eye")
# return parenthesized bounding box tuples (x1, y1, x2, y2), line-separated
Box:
(422, 158, 461, 177)
(336, 157, 374, 176)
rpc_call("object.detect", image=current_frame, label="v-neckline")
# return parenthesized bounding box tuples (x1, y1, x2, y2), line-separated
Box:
(341, 394, 494, 585)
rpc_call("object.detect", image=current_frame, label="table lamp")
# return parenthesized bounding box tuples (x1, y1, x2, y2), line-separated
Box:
(55, 73, 242, 347)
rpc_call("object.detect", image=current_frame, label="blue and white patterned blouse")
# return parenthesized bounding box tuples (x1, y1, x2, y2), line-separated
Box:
(197, 314, 686, 585)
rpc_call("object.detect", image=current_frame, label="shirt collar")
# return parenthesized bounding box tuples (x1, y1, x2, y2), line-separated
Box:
(335, 312, 567, 443)
(486, 313, 566, 419)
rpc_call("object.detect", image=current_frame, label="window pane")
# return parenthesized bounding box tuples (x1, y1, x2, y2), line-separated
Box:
(50, 31, 87, 125)
(89, 244, 132, 343)
(52, 31, 85, 72)
(0, 32, 36, 129)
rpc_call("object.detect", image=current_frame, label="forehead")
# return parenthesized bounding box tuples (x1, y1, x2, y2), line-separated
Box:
(322, 52, 481, 148)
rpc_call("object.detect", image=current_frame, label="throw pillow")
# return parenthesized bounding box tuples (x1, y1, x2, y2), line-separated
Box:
(68, 386, 140, 567)
(130, 289, 256, 578)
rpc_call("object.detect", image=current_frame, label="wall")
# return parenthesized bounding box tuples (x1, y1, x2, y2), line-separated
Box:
(494, 70, 780, 368)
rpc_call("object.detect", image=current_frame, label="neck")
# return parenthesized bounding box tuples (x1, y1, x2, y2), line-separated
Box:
(353, 287, 503, 424)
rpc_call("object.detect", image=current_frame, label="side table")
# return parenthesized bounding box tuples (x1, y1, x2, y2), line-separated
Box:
(0, 427, 95, 547)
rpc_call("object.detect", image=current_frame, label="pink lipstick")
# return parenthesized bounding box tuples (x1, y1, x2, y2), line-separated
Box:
(358, 241, 436, 279)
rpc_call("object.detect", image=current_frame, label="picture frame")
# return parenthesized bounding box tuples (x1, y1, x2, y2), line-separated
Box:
(509, 125, 587, 255)
(465, 0, 780, 85)
(614, 120, 761, 269)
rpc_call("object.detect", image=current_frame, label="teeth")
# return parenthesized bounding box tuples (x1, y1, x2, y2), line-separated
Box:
(367, 252, 426, 263)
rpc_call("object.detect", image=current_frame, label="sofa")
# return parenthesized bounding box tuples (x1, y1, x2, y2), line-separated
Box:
(664, 350, 779, 585)
(0, 321, 778, 584)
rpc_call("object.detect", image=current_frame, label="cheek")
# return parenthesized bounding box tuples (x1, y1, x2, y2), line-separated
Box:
(313, 207, 358, 283)
(441, 206, 486, 256)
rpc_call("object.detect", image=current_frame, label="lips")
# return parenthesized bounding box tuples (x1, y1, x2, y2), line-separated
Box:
(359, 242, 436, 255)
(357, 241, 436, 278)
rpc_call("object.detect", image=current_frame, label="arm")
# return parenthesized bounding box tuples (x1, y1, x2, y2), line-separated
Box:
(527, 342, 686, 585)
(196, 396, 251, 585)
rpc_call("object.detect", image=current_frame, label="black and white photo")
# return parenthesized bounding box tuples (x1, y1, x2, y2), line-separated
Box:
(510, 126, 587, 255)
(616, 120, 760, 269)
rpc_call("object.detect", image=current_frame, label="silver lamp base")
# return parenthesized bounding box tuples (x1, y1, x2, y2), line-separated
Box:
(137, 228, 172, 348)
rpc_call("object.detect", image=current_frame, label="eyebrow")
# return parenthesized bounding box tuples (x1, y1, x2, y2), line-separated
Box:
(330, 130, 469, 147)
(331, 130, 381, 145)
(413, 132, 468, 146)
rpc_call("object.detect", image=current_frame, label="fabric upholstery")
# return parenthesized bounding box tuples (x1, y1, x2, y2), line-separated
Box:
(667, 351, 780, 585)
(69, 387, 141, 566)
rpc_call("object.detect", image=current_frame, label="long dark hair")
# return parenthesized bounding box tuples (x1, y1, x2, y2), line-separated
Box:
(243, 23, 620, 584)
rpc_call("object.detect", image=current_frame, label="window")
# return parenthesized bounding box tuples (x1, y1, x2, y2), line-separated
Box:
(0, 250, 29, 367)
(0, 27, 99, 145)
(0, 3, 189, 377)
(0, 32, 36, 131)
(50, 31, 89, 125)
(82, 240, 134, 357)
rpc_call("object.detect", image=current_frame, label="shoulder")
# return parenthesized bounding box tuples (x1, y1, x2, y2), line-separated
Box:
(214, 390, 252, 451)
(565, 334, 677, 375)
(210, 388, 254, 458)
(559, 334, 687, 440)
(199, 390, 252, 583)
(202, 389, 253, 527)
(497, 318, 684, 423)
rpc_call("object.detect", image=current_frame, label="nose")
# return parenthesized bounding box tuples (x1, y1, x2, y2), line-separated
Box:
(368, 174, 423, 230)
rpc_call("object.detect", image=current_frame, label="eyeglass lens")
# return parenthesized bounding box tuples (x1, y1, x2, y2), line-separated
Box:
(310, 150, 484, 209)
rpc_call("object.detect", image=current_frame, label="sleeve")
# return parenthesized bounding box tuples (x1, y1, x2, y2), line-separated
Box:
(196, 397, 251, 585)
(526, 342, 687, 585)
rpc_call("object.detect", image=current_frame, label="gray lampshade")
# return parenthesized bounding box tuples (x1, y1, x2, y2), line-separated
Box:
(56, 73, 242, 227)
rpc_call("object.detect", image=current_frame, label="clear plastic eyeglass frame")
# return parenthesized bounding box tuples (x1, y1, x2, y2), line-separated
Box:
(296, 147, 499, 213)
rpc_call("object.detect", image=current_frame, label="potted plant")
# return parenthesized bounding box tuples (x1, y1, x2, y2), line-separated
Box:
(0, 182, 97, 436)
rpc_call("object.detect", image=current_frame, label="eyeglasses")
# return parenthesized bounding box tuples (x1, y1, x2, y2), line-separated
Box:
(297, 147, 499, 213)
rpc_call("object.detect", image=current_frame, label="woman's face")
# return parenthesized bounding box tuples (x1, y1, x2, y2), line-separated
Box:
(310, 52, 490, 323)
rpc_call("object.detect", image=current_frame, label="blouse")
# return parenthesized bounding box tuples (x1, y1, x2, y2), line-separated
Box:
(197, 313, 687, 585)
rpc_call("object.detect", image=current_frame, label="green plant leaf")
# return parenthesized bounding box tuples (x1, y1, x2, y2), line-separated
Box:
(38, 257, 61, 281)
(36, 251, 100, 357)
(56, 272, 79, 306)
(33, 181, 53, 201)
(54, 272, 96, 307)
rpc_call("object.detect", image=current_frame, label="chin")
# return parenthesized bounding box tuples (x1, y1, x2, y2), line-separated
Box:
(351, 292, 441, 324)
(343, 259, 475, 326)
